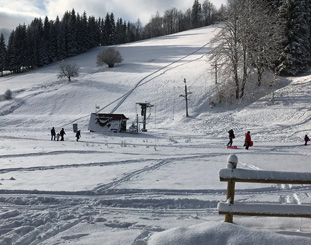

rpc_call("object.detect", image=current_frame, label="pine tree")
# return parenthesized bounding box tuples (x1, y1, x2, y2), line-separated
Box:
(15, 24, 28, 70)
(87, 16, 99, 48)
(49, 16, 60, 62)
(202, 0, 216, 26)
(43, 16, 52, 62)
(191, 0, 202, 28)
(277, 0, 311, 75)
(76, 12, 89, 52)
(115, 18, 127, 44)
(0, 33, 6, 75)
(6, 30, 16, 73)
(109, 13, 116, 44)
(28, 18, 49, 67)
(306, 0, 311, 64)
(57, 12, 70, 60)
(67, 9, 78, 57)
(103, 13, 116, 45)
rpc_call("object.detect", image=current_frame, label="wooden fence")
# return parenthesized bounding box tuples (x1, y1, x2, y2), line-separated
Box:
(218, 154, 311, 223)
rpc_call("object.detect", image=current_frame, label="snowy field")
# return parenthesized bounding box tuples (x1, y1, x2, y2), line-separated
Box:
(0, 25, 311, 244)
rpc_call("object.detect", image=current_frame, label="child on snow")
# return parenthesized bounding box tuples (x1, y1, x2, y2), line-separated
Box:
(76, 130, 81, 141)
(227, 129, 235, 146)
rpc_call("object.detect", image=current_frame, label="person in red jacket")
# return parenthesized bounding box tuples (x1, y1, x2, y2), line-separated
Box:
(244, 131, 251, 150)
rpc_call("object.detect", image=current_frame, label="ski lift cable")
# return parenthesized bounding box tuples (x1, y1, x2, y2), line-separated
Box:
(61, 41, 211, 127)
(109, 41, 211, 113)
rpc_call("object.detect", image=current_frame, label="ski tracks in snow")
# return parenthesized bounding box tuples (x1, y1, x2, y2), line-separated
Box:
(62, 40, 211, 126)
(103, 42, 211, 114)
(93, 159, 171, 193)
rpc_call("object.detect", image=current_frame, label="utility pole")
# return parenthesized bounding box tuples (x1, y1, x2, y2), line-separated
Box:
(179, 78, 192, 117)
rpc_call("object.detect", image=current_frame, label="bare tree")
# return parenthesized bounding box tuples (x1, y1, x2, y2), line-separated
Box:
(245, 2, 284, 87)
(57, 62, 79, 82)
(210, 0, 283, 100)
(163, 8, 179, 35)
(97, 47, 123, 68)
(210, 0, 241, 99)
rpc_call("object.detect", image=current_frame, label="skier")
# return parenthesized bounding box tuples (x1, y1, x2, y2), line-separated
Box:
(60, 128, 66, 141)
(56, 133, 60, 141)
(244, 131, 252, 150)
(227, 129, 235, 146)
(51, 127, 56, 141)
(76, 130, 81, 142)
(305, 134, 310, 145)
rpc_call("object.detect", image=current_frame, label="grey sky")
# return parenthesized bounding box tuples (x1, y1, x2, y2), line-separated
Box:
(0, 0, 227, 31)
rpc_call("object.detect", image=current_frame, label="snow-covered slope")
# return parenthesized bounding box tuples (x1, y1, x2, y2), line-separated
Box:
(0, 25, 311, 245)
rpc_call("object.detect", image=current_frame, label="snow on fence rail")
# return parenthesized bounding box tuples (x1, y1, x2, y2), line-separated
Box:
(218, 154, 311, 223)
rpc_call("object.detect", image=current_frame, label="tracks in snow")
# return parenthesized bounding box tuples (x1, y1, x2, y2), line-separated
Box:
(62, 41, 211, 126)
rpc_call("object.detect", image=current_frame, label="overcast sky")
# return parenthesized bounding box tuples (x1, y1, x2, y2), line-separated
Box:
(0, 0, 227, 31)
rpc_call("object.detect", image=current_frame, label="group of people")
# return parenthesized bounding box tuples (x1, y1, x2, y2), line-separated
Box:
(51, 127, 81, 141)
(51, 127, 66, 141)
(227, 129, 252, 150)
(228, 129, 310, 148)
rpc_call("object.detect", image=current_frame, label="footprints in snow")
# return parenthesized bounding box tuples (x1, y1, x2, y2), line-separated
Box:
(240, 162, 305, 205)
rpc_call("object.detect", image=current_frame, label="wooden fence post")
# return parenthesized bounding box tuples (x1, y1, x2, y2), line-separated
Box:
(225, 154, 238, 223)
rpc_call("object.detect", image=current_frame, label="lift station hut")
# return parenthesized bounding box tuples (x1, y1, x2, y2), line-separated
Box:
(88, 113, 128, 133)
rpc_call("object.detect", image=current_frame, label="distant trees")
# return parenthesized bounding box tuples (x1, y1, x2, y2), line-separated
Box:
(57, 62, 79, 81)
(0, 10, 141, 75)
(0, 1, 221, 75)
(2, 0, 310, 79)
(143, 0, 218, 39)
(97, 47, 123, 68)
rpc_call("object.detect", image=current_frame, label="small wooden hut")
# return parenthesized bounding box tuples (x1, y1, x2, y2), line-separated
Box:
(88, 113, 128, 133)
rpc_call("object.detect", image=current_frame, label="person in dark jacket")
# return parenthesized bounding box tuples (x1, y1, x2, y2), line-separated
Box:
(60, 128, 66, 141)
(76, 130, 81, 142)
(51, 127, 56, 141)
(244, 131, 251, 150)
(305, 134, 310, 145)
(227, 129, 235, 146)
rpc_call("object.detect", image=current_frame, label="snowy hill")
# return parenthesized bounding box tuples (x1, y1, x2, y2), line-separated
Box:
(0, 25, 311, 244)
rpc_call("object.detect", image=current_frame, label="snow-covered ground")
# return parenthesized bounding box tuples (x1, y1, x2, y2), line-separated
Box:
(0, 25, 311, 244)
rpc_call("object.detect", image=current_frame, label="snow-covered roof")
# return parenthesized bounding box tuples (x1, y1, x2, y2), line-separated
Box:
(95, 113, 128, 121)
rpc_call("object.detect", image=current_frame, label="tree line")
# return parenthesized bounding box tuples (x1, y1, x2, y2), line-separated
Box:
(0, 10, 141, 75)
(0, 0, 220, 76)
(269, 0, 311, 76)
(209, 0, 311, 102)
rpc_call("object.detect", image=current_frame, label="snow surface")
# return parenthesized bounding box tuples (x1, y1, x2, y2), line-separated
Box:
(0, 25, 311, 244)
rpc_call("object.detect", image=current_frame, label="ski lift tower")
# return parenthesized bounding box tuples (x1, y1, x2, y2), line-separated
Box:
(136, 102, 154, 132)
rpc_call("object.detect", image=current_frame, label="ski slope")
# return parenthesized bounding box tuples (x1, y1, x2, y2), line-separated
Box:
(0, 25, 311, 244)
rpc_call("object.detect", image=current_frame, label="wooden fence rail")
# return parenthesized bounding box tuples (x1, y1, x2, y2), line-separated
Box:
(218, 154, 311, 223)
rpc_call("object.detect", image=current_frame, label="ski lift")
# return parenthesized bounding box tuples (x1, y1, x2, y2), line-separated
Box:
(136, 102, 154, 132)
